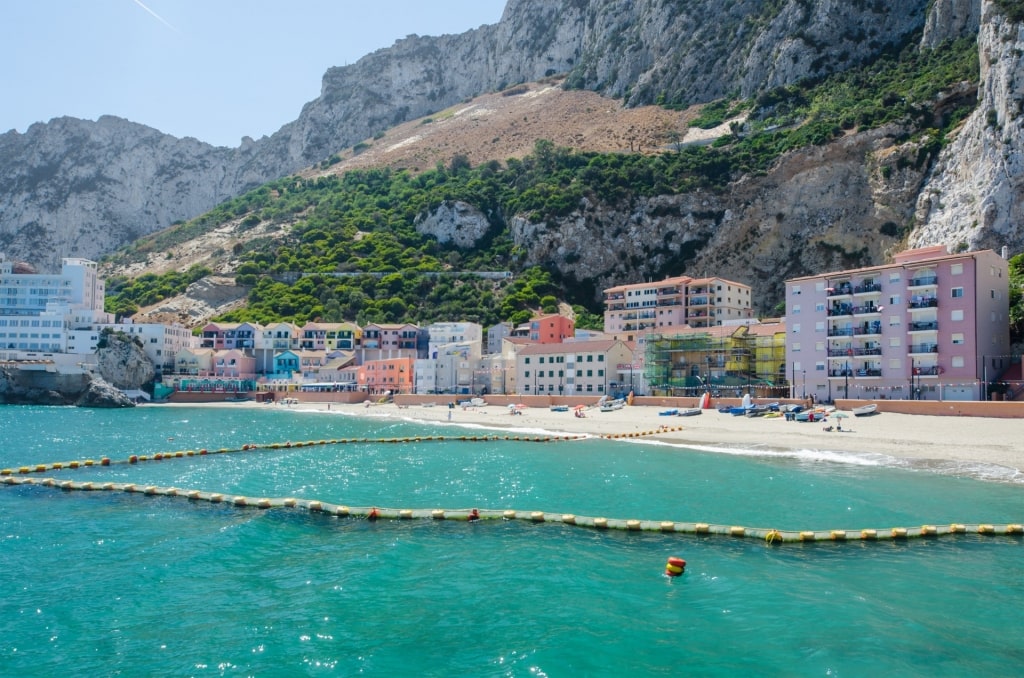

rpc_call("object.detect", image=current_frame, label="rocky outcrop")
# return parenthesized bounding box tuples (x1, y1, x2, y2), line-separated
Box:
(74, 376, 136, 408)
(912, 0, 1024, 253)
(415, 201, 494, 248)
(0, 366, 134, 408)
(95, 332, 156, 390)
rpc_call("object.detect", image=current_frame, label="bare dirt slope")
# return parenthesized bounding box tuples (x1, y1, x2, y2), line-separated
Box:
(321, 79, 697, 175)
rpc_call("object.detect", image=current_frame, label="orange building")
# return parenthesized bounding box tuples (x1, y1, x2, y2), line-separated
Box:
(358, 356, 415, 395)
(527, 313, 575, 344)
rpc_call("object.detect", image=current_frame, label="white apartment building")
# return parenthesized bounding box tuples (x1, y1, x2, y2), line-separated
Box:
(516, 340, 634, 397)
(104, 319, 198, 370)
(0, 254, 112, 361)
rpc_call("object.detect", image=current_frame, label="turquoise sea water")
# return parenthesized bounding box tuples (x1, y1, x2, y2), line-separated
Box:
(1, 405, 1022, 676)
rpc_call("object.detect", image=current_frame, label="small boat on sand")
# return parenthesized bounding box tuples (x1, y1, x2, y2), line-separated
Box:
(550, 405, 569, 412)
(659, 409, 679, 416)
(600, 398, 626, 412)
(852, 403, 878, 417)
(677, 407, 702, 417)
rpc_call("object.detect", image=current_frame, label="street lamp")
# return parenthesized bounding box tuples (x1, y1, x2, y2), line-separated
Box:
(802, 370, 806, 398)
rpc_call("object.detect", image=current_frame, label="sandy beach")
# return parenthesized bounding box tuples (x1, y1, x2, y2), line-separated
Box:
(266, 400, 1024, 481)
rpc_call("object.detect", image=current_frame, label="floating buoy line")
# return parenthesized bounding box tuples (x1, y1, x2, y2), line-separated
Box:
(1, 433, 1020, 544)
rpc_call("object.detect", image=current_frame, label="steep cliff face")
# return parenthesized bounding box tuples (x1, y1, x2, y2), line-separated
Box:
(2, 0, 965, 274)
(0, 117, 278, 272)
(912, 0, 1024, 253)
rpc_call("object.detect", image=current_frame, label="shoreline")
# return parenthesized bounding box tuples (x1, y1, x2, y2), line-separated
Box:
(221, 399, 1024, 482)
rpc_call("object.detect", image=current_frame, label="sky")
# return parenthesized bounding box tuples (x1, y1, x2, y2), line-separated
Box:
(0, 0, 507, 147)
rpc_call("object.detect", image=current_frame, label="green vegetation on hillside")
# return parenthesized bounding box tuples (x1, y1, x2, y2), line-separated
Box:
(105, 38, 985, 329)
(1009, 253, 1024, 344)
(104, 265, 212, 319)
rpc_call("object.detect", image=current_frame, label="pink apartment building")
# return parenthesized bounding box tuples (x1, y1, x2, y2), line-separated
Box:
(785, 246, 1010, 402)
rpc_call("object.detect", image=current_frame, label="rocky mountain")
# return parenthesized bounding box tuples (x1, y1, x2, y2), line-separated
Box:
(2, 0, 1021, 314)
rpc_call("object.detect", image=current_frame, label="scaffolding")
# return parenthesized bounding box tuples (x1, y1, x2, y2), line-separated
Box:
(645, 328, 790, 398)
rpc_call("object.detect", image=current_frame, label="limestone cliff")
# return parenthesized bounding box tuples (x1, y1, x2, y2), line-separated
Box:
(3, 0, 977, 275)
(912, 0, 1024, 253)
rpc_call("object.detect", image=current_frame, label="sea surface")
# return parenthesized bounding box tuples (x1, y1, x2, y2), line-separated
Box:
(1, 405, 1022, 676)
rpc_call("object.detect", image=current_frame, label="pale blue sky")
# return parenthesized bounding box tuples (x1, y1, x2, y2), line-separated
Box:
(0, 0, 507, 147)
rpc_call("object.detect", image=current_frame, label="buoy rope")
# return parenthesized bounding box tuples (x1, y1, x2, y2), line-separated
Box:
(0, 428, 683, 476)
(0, 434, 596, 475)
(3, 475, 1020, 543)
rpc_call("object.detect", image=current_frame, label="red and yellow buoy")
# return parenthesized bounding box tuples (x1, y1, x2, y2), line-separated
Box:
(665, 556, 686, 577)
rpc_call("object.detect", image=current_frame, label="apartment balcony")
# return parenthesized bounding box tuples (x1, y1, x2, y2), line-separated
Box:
(828, 304, 853, 316)
(852, 283, 882, 295)
(908, 276, 938, 288)
(914, 365, 942, 376)
(907, 320, 939, 332)
(827, 322, 881, 337)
(688, 297, 711, 306)
(827, 347, 882, 358)
(827, 284, 853, 297)
(852, 305, 882, 316)
(908, 343, 939, 354)
(908, 297, 939, 309)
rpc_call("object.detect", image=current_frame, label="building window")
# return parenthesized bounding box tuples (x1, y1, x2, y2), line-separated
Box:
(951, 356, 965, 368)
(889, 315, 901, 327)
(889, 358, 901, 369)
(951, 310, 964, 321)
(792, 324, 800, 334)
(951, 263, 963, 275)
(951, 333, 964, 344)
(951, 287, 964, 298)
(889, 337, 901, 347)
(889, 272, 901, 282)
(792, 304, 800, 314)
(791, 343, 800, 352)
(815, 321, 825, 332)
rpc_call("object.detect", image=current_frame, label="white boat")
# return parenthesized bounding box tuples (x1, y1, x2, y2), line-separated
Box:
(852, 403, 878, 417)
(600, 398, 626, 412)
(677, 407, 702, 417)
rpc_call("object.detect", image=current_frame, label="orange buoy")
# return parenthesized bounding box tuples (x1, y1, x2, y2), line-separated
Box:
(665, 556, 686, 577)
